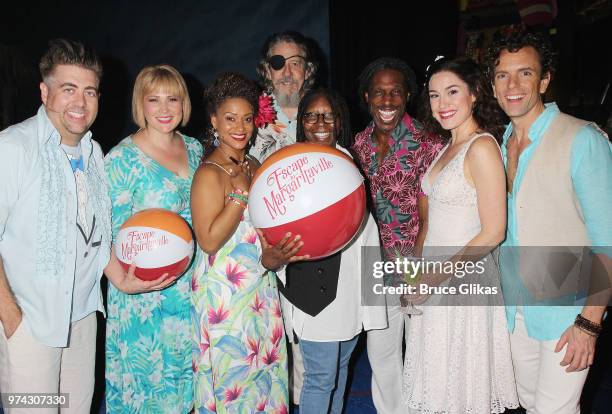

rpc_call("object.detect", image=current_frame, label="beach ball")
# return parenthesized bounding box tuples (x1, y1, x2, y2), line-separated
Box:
(249, 143, 366, 260)
(116, 208, 194, 281)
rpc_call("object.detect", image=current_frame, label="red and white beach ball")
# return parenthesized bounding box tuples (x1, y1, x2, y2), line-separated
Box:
(116, 208, 194, 281)
(249, 143, 366, 260)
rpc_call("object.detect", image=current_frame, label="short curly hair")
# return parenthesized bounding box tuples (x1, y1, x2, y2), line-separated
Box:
(420, 57, 507, 144)
(296, 88, 352, 148)
(203, 72, 261, 144)
(485, 29, 556, 80)
(357, 57, 417, 111)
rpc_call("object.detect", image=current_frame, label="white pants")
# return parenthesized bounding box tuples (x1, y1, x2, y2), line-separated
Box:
(510, 310, 589, 414)
(290, 341, 305, 404)
(0, 313, 97, 414)
(367, 305, 408, 414)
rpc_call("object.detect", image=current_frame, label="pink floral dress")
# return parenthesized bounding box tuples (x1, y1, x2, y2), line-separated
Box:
(352, 114, 443, 258)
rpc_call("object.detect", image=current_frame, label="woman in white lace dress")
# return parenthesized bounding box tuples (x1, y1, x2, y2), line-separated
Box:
(401, 57, 519, 413)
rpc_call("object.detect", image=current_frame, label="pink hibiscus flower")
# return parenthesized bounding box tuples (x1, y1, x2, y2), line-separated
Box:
(250, 293, 265, 314)
(208, 304, 229, 325)
(270, 323, 283, 348)
(255, 94, 277, 128)
(262, 346, 279, 365)
(199, 326, 210, 354)
(274, 403, 288, 414)
(205, 400, 216, 412)
(245, 337, 261, 366)
(380, 224, 396, 250)
(256, 399, 268, 411)
(273, 301, 282, 318)
(225, 384, 242, 403)
(381, 170, 411, 203)
(226, 261, 247, 288)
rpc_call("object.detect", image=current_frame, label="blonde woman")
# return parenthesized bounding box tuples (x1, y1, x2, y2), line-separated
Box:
(105, 65, 203, 413)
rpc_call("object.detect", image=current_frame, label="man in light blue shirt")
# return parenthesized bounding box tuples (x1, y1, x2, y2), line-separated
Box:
(0, 39, 173, 413)
(487, 30, 611, 414)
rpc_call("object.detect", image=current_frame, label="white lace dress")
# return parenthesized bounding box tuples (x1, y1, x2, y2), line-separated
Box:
(402, 133, 519, 413)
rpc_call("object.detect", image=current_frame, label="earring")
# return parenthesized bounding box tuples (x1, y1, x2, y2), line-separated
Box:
(213, 128, 220, 147)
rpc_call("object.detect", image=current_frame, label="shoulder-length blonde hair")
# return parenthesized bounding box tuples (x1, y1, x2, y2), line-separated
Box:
(132, 64, 191, 129)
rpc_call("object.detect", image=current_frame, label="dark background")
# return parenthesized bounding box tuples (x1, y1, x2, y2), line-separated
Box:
(2, 1, 611, 149)
(1, 1, 610, 413)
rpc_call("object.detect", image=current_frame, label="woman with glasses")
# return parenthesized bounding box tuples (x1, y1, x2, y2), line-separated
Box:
(276, 88, 387, 414)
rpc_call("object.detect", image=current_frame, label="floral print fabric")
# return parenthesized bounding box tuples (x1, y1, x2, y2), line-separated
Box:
(191, 209, 288, 413)
(105, 134, 203, 413)
(352, 114, 443, 258)
(249, 93, 296, 163)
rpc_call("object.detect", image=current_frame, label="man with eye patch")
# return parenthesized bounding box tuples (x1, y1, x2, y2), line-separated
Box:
(250, 31, 319, 163)
(249, 30, 320, 408)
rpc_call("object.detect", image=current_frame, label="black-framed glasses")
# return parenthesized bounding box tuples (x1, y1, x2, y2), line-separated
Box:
(303, 112, 335, 124)
(267, 54, 306, 71)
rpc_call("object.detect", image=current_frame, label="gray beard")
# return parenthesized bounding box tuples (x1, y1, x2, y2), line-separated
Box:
(275, 90, 301, 108)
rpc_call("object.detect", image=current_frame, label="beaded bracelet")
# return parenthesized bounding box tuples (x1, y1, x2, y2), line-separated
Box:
(574, 314, 602, 337)
(228, 192, 248, 204)
(228, 198, 247, 209)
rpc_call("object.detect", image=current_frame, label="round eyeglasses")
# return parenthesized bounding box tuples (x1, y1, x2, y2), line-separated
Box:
(303, 112, 336, 124)
(267, 54, 306, 71)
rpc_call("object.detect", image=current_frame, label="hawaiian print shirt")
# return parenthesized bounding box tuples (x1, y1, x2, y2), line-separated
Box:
(352, 114, 444, 258)
(249, 93, 297, 163)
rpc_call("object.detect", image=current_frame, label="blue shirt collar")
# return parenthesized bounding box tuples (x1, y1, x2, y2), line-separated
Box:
(36, 105, 94, 168)
(502, 102, 560, 146)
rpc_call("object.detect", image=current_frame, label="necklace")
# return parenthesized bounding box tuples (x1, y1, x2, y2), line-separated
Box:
(217, 146, 251, 178)
(219, 145, 249, 167)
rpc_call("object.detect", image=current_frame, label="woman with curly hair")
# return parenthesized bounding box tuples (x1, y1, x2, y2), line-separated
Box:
(190, 72, 305, 413)
(401, 57, 519, 413)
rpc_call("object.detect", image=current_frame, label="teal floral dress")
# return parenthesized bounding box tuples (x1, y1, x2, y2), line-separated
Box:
(105, 134, 203, 413)
(192, 207, 288, 414)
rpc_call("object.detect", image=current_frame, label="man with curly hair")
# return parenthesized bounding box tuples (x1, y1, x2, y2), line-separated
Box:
(488, 29, 611, 414)
(249, 31, 318, 163)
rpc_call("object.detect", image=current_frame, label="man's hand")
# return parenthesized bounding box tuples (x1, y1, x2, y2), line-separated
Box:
(555, 324, 597, 372)
(105, 252, 177, 294)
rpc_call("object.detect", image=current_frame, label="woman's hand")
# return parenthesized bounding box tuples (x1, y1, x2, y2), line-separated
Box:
(256, 230, 310, 271)
(105, 251, 178, 294)
(228, 161, 251, 193)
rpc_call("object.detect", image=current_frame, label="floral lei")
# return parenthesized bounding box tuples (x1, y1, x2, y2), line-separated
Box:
(254, 93, 277, 128)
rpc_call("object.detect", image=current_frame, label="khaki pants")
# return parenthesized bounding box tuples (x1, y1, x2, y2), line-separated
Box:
(0, 313, 97, 414)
